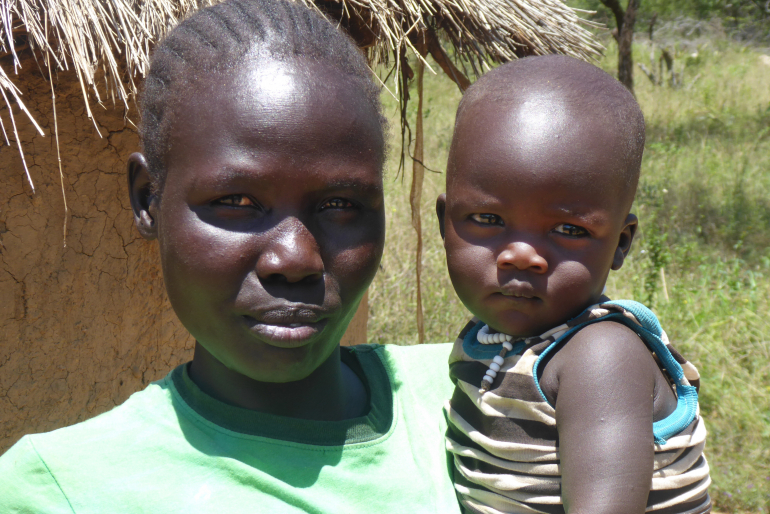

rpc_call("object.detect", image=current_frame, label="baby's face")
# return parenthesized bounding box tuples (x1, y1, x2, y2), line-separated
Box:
(438, 95, 637, 337)
(153, 60, 385, 382)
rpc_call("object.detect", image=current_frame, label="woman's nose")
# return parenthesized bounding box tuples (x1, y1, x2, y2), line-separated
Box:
(256, 219, 324, 283)
(496, 241, 548, 273)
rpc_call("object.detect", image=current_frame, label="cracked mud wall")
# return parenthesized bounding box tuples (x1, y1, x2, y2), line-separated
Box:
(0, 52, 368, 455)
(0, 51, 196, 454)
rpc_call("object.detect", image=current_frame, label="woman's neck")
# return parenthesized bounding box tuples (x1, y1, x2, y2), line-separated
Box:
(188, 342, 367, 421)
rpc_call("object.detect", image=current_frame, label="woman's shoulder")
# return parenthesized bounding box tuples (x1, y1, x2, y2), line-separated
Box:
(348, 341, 453, 367)
(0, 373, 178, 512)
(350, 342, 455, 404)
(374, 341, 453, 359)
(0, 435, 74, 512)
(3, 371, 176, 455)
(355, 342, 453, 371)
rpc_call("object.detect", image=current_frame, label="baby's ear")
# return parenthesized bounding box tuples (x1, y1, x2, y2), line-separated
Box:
(436, 194, 447, 240)
(127, 153, 158, 240)
(612, 214, 638, 270)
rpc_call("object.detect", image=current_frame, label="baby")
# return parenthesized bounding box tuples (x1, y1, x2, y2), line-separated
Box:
(437, 56, 711, 514)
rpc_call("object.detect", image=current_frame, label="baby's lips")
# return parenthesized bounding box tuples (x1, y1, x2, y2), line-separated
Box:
(498, 284, 538, 299)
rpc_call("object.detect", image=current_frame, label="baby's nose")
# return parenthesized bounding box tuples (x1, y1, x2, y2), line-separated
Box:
(256, 219, 324, 283)
(496, 241, 548, 273)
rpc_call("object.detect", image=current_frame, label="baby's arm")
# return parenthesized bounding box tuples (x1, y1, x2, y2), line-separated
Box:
(540, 321, 673, 514)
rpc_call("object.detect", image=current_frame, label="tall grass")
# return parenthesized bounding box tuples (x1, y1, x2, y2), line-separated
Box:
(370, 40, 770, 512)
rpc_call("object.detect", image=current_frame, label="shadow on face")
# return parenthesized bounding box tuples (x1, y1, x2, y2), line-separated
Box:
(129, 58, 386, 384)
(437, 82, 639, 337)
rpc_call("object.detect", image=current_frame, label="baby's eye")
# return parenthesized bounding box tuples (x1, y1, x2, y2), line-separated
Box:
(470, 213, 504, 226)
(554, 224, 588, 237)
(214, 195, 256, 208)
(321, 198, 355, 210)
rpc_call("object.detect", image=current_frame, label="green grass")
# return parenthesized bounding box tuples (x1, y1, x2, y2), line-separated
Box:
(370, 40, 770, 512)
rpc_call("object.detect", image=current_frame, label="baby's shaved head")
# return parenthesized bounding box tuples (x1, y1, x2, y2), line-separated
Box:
(452, 55, 645, 210)
(438, 55, 644, 339)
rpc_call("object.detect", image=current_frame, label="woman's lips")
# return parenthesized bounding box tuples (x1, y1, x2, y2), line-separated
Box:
(242, 316, 328, 347)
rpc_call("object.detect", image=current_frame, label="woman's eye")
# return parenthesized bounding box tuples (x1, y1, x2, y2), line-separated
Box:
(554, 224, 588, 237)
(214, 195, 256, 207)
(470, 213, 504, 226)
(321, 198, 354, 210)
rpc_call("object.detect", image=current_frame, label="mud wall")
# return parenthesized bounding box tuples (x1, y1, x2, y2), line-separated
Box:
(0, 52, 366, 454)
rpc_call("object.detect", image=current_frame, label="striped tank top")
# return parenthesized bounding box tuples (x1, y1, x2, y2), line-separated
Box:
(445, 300, 711, 514)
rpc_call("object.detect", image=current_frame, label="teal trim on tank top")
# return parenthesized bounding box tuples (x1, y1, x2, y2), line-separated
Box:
(461, 321, 527, 360)
(170, 344, 394, 446)
(531, 300, 699, 445)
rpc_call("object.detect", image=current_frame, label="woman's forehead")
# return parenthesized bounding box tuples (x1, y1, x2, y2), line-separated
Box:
(161, 59, 384, 193)
(166, 60, 381, 159)
(179, 61, 379, 140)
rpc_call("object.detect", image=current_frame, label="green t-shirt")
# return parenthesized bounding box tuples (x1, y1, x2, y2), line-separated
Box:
(0, 344, 461, 514)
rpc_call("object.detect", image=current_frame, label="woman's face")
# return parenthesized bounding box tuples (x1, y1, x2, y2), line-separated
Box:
(148, 60, 385, 383)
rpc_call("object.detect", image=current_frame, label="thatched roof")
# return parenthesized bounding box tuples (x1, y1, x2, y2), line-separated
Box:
(314, 0, 602, 80)
(0, 0, 603, 191)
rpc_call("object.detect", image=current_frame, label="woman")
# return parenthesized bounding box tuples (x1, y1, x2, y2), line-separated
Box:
(0, 1, 461, 512)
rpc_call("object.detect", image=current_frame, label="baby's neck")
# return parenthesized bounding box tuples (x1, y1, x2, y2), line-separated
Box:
(487, 294, 612, 339)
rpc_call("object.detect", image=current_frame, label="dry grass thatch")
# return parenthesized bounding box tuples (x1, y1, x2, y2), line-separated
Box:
(0, 0, 218, 192)
(314, 0, 603, 78)
(0, 0, 604, 193)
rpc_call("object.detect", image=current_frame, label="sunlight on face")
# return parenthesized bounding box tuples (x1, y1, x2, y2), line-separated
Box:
(248, 62, 298, 104)
(514, 95, 569, 147)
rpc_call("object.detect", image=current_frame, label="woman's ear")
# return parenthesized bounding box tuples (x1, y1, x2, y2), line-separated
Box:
(611, 213, 638, 270)
(127, 152, 158, 240)
(436, 194, 447, 240)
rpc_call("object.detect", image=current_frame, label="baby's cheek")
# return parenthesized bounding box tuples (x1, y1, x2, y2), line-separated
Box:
(446, 247, 489, 306)
(447, 240, 489, 275)
(547, 261, 602, 302)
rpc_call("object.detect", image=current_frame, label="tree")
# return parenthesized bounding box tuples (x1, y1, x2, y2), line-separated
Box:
(600, 0, 642, 93)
